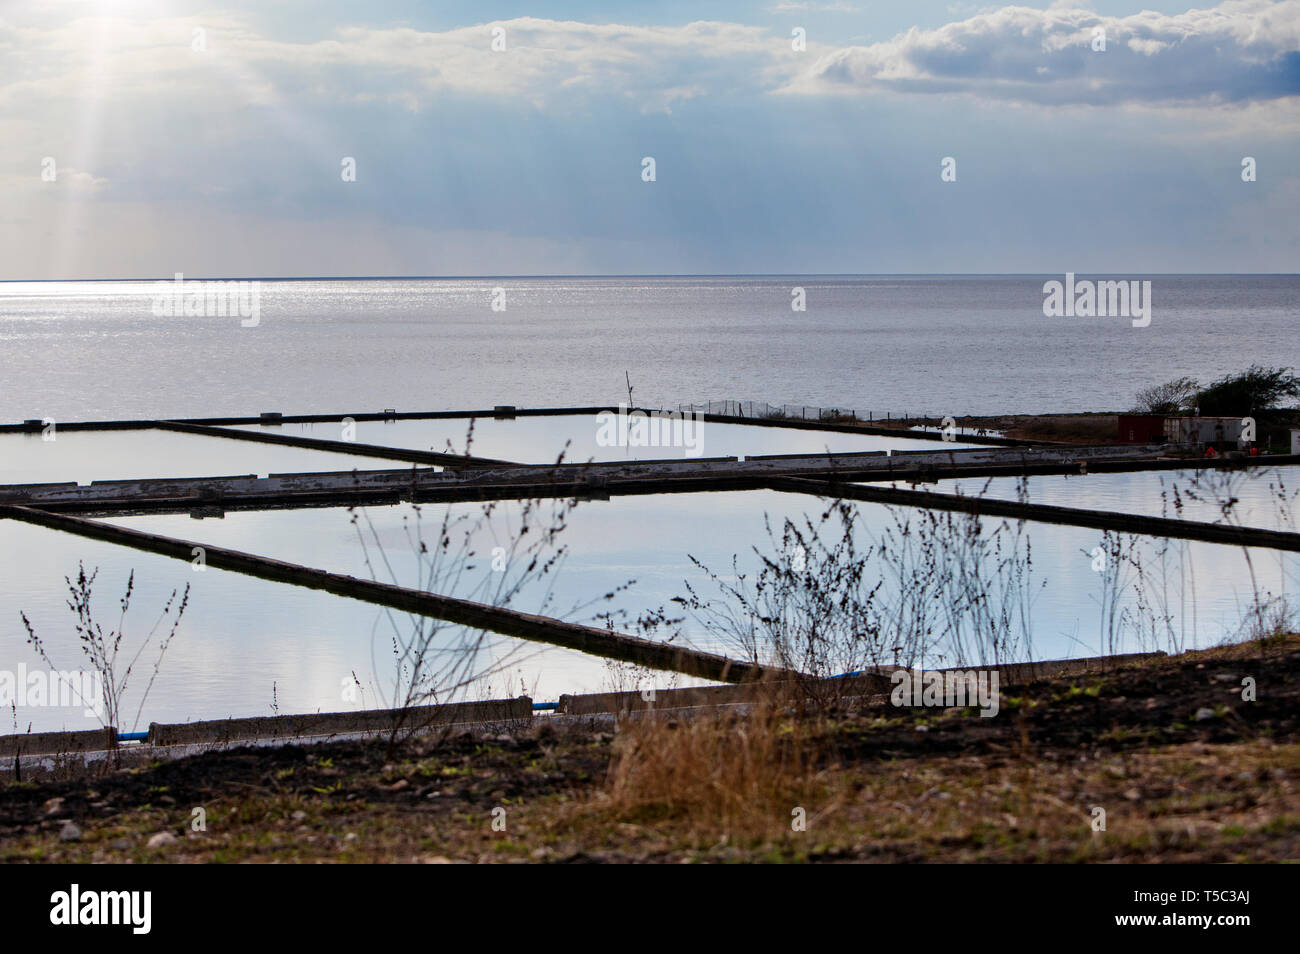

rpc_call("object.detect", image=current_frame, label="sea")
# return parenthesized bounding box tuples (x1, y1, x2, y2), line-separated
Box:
(1, 275, 1297, 420)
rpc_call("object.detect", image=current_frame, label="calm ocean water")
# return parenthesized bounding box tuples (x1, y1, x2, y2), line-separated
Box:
(1, 275, 1296, 421)
(1, 276, 1297, 732)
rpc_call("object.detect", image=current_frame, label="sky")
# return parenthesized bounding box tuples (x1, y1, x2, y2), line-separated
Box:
(2, 0, 1298, 278)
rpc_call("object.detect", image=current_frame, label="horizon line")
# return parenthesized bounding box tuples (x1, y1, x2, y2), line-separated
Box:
(3, 272, 1299, 284)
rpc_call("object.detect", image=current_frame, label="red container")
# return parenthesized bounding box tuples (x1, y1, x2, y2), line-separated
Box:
(1117, 414, 1165, 443)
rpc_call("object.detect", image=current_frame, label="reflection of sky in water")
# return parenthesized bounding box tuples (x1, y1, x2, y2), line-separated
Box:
(230, 415, 978, 464)
(930, 469, 1300, 529)
(0, 429, 385, 485)
(1, 423, 1296, 733)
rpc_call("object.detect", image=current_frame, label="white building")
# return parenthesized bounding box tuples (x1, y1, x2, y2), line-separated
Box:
(1164, 416, 1248, 446)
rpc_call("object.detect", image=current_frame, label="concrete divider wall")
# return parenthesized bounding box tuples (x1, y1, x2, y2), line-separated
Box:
(146, 697, 532, 747)
(981, 651, 1165, 686)
(0, 726, 118, 757)
(556, 672, 902, 715)
(551, 655, 1162, 716)
(0, 653, 1168, 761)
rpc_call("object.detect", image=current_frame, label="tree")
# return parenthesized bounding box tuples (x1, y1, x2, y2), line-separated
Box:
(1133, 376, 1199, 415)
(1196, 365, 1300, 416)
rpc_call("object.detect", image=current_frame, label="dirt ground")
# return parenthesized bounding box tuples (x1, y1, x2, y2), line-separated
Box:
(956, 413, 1121, 444)
(1, 635, 1295, 863)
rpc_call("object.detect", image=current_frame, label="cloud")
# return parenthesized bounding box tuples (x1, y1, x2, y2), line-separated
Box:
(636, 84, 707, 114)
(4, 4, 1296, 120)
(0, 15, 790, 114)
(61, 168, 106, 191)
(769, 2, 861, 11)
(791, 1, 1300, 106)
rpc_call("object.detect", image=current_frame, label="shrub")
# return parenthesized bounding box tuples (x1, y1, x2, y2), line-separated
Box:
(1134, 376, 1200, 415)
(1196, 365, 1300, 416)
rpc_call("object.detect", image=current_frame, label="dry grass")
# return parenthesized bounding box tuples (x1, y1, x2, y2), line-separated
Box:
(590, 704, 845, 838)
